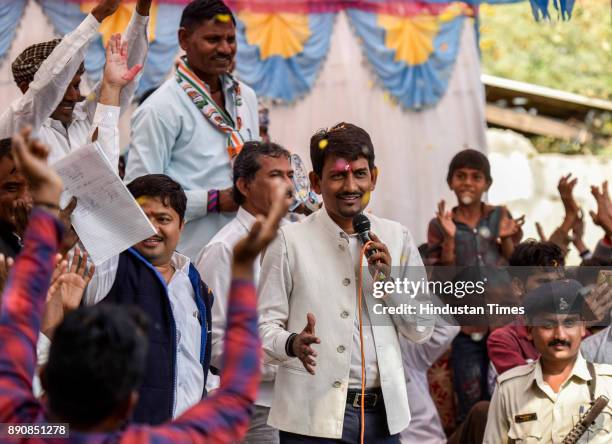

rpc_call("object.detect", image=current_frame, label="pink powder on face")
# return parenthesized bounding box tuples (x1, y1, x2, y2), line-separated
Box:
(332, 158, 351, 174)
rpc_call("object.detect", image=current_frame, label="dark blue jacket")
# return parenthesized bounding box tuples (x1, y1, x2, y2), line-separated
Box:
(102, 248, 213, 425)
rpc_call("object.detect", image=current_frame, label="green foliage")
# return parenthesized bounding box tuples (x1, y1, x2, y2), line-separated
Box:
(479, 0, 611, 155)
(479, 1, 612, 100)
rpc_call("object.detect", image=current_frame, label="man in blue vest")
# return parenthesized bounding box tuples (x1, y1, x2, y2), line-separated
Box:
(82, 174, 213, 425)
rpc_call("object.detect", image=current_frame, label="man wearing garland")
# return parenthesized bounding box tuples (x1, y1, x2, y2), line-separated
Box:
(125, 0, 260, 260)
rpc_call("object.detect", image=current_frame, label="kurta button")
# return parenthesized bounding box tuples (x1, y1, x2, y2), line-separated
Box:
(341, 311, 349, 319)
(333, 381, 342, 388)
(337, 345, 345, 353)
(338, 244, 345, 251)
(343, 278, 351, 286)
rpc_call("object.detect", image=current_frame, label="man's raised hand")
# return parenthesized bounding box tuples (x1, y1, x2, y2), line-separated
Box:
(590, 181, 612, 238)
(103, 33, 143, 89)
(436, 200, 456, 239)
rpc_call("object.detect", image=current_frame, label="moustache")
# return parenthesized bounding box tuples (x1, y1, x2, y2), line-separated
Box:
(548, 339, 571, 348)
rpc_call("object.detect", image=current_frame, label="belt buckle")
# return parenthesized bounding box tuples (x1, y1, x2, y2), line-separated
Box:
(352, 393, 378, 408)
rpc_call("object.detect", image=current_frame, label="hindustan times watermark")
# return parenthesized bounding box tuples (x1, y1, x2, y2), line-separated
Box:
(361, 265, 611, 328)
(372, 301, 524, 316)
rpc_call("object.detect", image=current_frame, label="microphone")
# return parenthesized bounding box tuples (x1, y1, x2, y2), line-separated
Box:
(352, 213, 378, 258)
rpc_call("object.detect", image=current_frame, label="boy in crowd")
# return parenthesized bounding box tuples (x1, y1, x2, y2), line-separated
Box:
(427, 149, 524, 421)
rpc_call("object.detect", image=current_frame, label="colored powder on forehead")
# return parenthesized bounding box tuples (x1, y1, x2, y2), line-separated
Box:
(136, 196, 149, 205)
(215, 14, 231, 23)
(332, 158, 350, 173)
(318, 139, 328, 150)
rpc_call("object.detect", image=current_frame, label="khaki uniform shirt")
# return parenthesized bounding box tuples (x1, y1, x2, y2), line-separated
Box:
(484, 353, 612, 443)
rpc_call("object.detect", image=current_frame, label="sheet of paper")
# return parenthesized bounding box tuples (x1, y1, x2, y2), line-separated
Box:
(52, 143, 156, 265)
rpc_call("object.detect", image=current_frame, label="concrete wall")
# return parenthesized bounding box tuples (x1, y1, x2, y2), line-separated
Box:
(488, 129, 612, 265)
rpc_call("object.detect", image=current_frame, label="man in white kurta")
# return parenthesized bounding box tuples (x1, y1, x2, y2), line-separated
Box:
(124, 1, 259, 260)
(197, 141, 294, 443)
(0, 0, 150, 167)
(257, 123, 434, 442)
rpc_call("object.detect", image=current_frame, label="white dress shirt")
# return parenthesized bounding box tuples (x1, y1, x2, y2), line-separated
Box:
(124, 76, 260, 260)
(0, 12, 149, 169)
(83, 251, 204, 418)
(345, 233, 380, 389)
(196, 206, 285, 407)
(400, 325, 461, 444)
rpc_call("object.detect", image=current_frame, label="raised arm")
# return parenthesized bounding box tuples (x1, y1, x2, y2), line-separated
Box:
(0, 0, 120, 138)
(87, 0, 151, 119)
(121, 184, 291, 443)
(0, 129, 63, 422)
(89, 33, 143, 170)
(118, 0, 151, 112)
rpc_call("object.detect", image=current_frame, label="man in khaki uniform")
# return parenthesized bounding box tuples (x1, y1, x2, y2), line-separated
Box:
(484, 279, 612, 444)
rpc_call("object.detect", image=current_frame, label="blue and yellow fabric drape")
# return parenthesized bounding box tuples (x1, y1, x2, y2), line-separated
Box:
(235, 12, 335, 102)
(0, 0, 577, 109)
(0, 0, 27, 65)
(346, 4, 469, 110)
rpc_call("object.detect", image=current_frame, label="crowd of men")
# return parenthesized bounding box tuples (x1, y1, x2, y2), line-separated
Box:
(0, 0, 610, 443)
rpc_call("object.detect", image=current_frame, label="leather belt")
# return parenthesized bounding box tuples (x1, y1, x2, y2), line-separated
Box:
(346, 389, 381, 408)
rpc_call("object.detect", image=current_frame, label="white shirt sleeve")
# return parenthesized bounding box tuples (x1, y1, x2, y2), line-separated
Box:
(89, 103, 120, 171)
(401, 325, 461, 372)
(0, 14, 101, 139)
(195, 241, 232, 370)
(82, 255, 120, 305)
(257, 230, 294, 364)
(119, 11, 149, 113)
